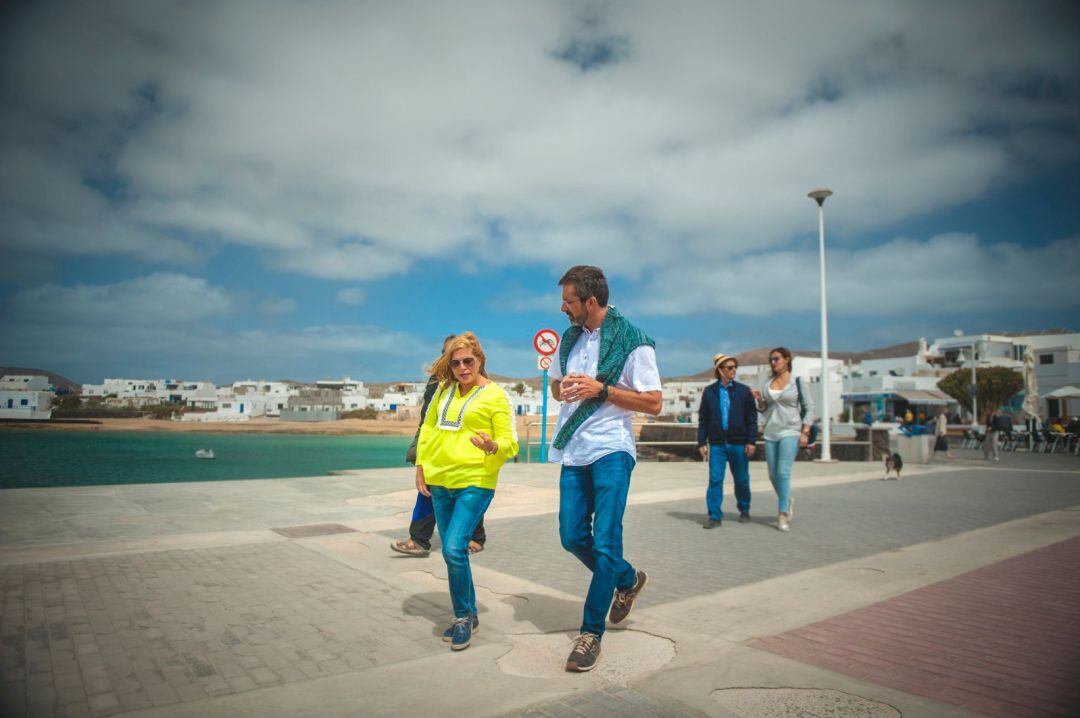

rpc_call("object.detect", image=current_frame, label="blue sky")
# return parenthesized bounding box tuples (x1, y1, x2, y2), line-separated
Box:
(1, 0, 1078, 384)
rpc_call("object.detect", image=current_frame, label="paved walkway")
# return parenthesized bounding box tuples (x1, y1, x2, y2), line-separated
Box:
(0, 449, 1078, 717)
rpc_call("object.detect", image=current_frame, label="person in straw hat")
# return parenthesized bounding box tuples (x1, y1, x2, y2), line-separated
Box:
(697, 352, 758, 528)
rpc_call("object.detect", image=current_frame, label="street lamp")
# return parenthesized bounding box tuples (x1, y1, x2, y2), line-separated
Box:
(956, 341, 978, 427)
(808, 188, 833, 461)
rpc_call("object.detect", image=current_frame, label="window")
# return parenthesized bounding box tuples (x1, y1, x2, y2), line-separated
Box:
(20, 399, 28, 406)
(1039, 354, 1054, 365)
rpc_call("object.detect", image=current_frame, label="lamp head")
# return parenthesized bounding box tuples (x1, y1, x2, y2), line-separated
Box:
(808, 188, 833, 206)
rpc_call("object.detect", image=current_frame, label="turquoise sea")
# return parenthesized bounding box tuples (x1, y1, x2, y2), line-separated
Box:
(0, 430, 414, 489)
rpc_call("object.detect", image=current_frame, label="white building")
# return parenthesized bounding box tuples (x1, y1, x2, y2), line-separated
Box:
(660, 380, 712, 419)
(934, 330, 1080, 420)
(230, 380, 299, 416)
(81, 378, 218, 407)
(842, 339, 956, 422)
(497, 381, 562, 418)
(0, 375, 53, 420)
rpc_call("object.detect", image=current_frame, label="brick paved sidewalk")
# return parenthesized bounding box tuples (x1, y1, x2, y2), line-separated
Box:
(749, 535, 1080, 718)
(0, 542, 447, 717)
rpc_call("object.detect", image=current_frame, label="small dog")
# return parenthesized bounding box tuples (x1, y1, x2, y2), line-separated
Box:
(883, 452, 904, 480)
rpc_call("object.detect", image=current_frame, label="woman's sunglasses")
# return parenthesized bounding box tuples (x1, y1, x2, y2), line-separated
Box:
(450, 357, 476, 368)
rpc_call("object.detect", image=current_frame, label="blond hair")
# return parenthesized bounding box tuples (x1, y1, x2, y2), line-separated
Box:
(431, 332, 488, 387)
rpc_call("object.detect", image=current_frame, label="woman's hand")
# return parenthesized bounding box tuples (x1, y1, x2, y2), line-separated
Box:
(798, 432, 809, 448)
(471, 430, 497, 455)
(415, 466, 430, 497)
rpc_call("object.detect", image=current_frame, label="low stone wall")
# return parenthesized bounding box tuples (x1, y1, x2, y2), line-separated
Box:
(638, 424, 874, 462)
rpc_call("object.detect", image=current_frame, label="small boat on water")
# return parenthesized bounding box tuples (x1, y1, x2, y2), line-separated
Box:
(195, 449, 215, 460)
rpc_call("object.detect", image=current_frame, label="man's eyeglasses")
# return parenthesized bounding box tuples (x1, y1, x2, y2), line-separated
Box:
(769, 356, 783, 363)
(450, 357, 476, 368)
(720, 364, 737, 371)
(562, 297, 584, 306)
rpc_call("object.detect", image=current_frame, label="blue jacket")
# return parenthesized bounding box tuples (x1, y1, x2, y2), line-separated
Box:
(697, 380, 758, 446)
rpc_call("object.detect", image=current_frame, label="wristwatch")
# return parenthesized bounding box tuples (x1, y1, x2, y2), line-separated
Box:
(597, 384, 609, 402)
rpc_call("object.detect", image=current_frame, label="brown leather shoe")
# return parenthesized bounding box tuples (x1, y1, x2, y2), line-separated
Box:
(609, 569, 648, 624)
(565, 632, 601, 672)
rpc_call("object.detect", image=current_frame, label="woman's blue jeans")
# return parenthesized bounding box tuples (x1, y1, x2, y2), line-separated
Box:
(764, 435, 799, 514)
(706, 443, 751, 520)
(559, 451, 639, 637)
(430, 485, 495, 619)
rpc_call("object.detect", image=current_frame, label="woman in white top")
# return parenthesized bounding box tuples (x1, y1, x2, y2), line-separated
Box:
(751, 347, 815, 532)
(932, 409, 953, 459)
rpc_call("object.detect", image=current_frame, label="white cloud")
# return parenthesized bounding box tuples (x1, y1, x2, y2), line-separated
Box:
(335, 287, 367, 306)
(635, 233, 1080, 317)
(6, 273, 233, 326)
(0, 273, 431, 382)
(1, 0, 1076, 281)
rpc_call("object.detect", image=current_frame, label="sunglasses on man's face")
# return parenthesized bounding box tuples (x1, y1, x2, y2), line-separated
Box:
(450, 357, 476, 368)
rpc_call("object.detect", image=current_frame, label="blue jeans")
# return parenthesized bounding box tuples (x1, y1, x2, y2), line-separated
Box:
(559, 451, 638, 637)
(764, 435, 799, 514)
(706, 443, 751, 520)
(430, 485, 495, 619)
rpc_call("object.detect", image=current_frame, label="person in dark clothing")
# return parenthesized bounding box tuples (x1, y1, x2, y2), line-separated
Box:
(391, 336, 486, 556)
(697, 353, 758, 528)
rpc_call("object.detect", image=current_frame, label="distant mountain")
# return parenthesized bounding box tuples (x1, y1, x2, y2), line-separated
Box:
(0, 367, 81, 392)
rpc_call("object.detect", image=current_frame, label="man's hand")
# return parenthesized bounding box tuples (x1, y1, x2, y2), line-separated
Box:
(698, 445, 709, 460)
(559, 373, 602, 403)
(745, 444, 756, 457)
(415, 466, 430, 497)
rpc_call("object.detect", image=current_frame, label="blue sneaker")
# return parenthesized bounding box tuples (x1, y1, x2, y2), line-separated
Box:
(442, 614, 479, 641)
(446, 616, 476, 650)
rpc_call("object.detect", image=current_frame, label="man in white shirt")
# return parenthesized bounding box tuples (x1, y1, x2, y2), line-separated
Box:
(548, 265, 662, 672)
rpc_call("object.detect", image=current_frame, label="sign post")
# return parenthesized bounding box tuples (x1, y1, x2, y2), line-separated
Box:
(533, 329, 559, 463)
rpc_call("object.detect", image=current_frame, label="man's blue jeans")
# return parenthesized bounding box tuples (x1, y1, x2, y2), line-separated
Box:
(706, 443, 751, 520)
(430, 485, 495, 619)
(559, 451, 639, 638)
(764, 435, 799, 514)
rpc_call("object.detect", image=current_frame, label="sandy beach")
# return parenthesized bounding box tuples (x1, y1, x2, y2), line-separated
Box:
(1, 415, 545, 437)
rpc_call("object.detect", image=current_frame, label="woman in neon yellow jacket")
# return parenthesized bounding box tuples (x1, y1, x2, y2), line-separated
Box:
(415, 332, 518, 651)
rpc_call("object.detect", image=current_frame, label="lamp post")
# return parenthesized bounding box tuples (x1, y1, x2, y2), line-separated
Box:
(957, 343, 978, 427)
(808, 188, 833, 461)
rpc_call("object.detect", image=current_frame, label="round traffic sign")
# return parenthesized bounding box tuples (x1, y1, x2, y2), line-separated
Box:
(533, 329, 559, 356)
(538, 355, 552, 371)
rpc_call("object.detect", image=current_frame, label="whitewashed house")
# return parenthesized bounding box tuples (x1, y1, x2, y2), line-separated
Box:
(0, 375, 53, 419)
(230, 380, 299, 416)
(81, 378, 218, 408)
(497, 381, 562, 418)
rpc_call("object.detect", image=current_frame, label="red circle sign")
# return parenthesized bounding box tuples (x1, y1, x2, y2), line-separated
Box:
(533, 329, 559, 356)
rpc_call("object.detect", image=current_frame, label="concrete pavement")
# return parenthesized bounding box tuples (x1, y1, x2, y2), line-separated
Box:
(1, 450, 1078, 717)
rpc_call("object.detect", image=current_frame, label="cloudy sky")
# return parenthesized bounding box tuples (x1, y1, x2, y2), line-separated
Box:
(2, 0, 1078, 384)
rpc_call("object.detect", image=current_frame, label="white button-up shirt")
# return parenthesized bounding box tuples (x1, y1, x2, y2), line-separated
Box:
(548, 325, 662, 466)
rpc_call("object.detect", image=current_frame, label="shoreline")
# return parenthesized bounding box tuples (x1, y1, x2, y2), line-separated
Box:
(0, 415, 540, 437)
(0, 417, 417, 436)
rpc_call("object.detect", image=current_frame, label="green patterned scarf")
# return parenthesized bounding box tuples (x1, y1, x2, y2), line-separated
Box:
(553, 306, 655, 450)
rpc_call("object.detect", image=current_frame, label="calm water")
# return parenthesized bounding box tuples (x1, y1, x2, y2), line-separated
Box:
(0, 430, 414, 489)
